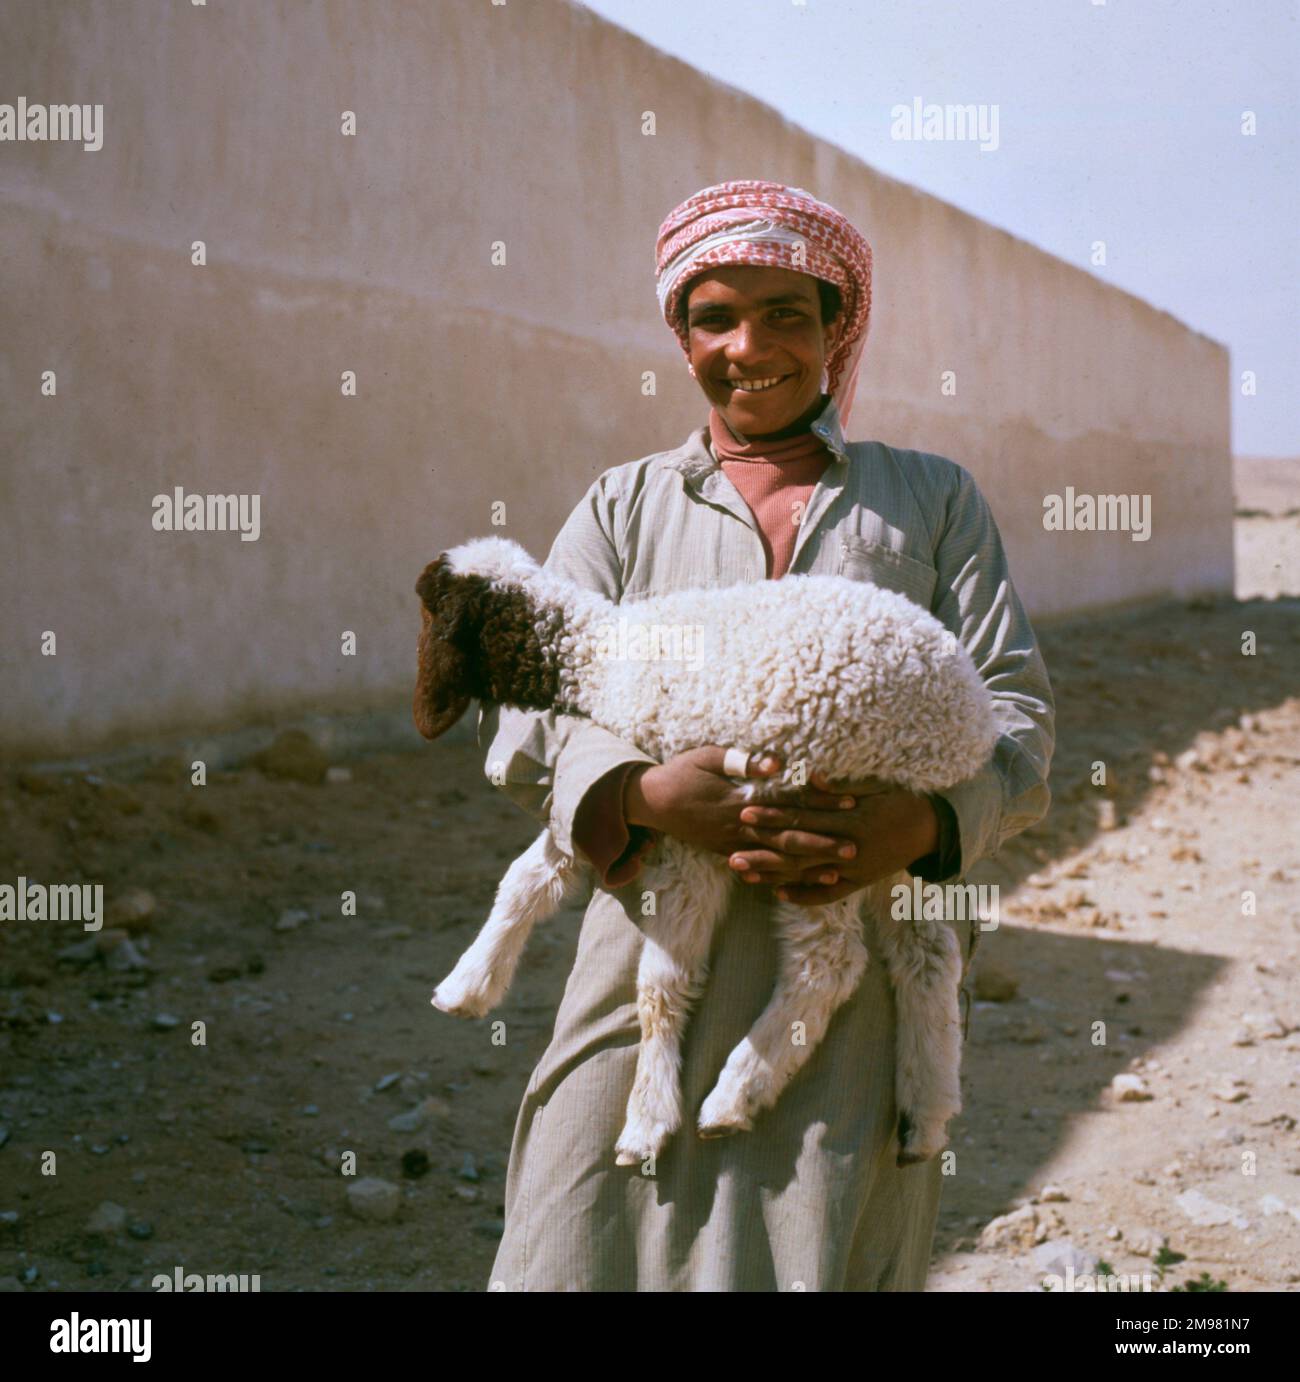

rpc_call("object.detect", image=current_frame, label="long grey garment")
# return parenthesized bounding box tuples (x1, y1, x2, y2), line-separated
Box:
(479, 395, 1055, 1291)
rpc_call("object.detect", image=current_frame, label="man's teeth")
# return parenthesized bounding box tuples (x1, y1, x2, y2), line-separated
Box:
(728, 375, 787, 392)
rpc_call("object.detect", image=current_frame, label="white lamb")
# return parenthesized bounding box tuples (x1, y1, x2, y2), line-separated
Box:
(413, 536, 997, 1168)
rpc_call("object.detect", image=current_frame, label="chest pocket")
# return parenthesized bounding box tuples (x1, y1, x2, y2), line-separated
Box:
(838, 535, 939, 612)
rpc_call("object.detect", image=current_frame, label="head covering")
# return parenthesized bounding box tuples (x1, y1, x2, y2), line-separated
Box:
(655, 179, 874, 430)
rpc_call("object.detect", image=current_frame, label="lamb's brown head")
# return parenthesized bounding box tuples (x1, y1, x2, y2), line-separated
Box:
(413, 556, 492, 739)
(412, 540, 564, 740)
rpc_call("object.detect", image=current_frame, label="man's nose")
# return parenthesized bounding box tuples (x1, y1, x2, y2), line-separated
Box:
(726, 315, 771, 358)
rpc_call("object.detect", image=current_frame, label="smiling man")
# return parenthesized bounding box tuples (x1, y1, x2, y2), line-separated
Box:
(477, 179, 1056, 1292)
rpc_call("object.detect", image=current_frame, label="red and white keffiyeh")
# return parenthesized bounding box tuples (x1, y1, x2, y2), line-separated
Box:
(655, 180, 874, 429)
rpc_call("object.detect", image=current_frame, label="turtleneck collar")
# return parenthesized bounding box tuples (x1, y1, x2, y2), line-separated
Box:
(708, 395, 834, 467)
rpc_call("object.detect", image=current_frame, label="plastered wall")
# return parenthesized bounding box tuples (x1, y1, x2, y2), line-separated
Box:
(0, 0, 1232, 758)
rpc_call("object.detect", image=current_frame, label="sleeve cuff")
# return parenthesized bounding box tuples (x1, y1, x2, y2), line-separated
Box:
(549, 722, 659, 865)
(908, 792, 961, 883)
(932, 763, 1004, 879)
(572, 762, 661, 888)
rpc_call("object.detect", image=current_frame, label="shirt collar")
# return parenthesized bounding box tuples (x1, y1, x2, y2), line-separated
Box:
(665, 394, 852, 485)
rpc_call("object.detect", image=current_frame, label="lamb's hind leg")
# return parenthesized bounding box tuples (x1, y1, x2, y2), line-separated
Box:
(697, 898, 868, 1137)
(432, 829, 584, 1019)
(873, 885, 964, 1167)
(614, 844, 731, 1167)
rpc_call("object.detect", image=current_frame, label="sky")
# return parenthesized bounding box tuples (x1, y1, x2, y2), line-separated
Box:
(580, 0, 1299, 457)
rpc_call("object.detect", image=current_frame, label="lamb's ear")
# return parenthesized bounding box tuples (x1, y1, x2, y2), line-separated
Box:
(413, 597, 472, 740)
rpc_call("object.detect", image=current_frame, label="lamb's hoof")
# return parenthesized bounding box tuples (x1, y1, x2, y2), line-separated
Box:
(614, 1116, 676, 1167)
(430, 984, 494, 1019)
(696, 1097, 754, 1139)
(697, 1121, 746, 1140)
(895, 1111, 946, 1167)
(697, 1081, 756, 1138)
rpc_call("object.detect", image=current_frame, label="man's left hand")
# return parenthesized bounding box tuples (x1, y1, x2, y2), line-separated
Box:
(731, 769, 939, 906)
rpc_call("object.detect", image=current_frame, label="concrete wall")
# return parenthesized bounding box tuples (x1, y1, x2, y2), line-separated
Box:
(0, 0, 1232, 760)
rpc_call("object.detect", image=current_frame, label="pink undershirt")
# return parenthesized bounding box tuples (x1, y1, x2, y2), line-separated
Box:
(571, 408, 835, 886)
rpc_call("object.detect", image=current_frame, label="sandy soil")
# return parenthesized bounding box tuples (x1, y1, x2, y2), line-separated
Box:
(1, 509, 1297, 1293)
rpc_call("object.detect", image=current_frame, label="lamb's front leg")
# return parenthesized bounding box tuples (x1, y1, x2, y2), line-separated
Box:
(432, 829, 585, 1018)
(697, 898, 868, 1137)
(614, 843, 731, 1167)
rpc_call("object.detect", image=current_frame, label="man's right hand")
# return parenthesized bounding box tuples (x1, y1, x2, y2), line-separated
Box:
(622, 747, 856, 887)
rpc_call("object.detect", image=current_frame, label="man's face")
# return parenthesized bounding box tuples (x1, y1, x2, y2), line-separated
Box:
(684, 265, 839, 437)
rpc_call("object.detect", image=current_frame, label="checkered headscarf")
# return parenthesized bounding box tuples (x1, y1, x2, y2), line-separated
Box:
(655, 179, 874, 428)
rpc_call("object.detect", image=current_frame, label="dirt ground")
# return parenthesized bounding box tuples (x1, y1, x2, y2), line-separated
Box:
(1, 503, 1297, 1293)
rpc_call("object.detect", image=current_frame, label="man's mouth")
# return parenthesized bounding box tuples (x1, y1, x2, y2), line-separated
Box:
(721, 373, 794, 394)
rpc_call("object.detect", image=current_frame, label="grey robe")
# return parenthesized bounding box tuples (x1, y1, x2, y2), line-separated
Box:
(480, 396, 1055, 1290)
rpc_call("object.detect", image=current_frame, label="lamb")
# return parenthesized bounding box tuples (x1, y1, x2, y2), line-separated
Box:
(413, 535, 998, 1168)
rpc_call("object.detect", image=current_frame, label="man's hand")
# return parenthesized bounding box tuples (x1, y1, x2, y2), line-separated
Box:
(623, 749, 856, 864)
(731, 768, 940, 906)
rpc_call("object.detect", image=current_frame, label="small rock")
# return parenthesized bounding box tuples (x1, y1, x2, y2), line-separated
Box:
(1105, 1225, 1122, 1240)
(1097, 800, 1118, 831)
(251, 730, 329, 785)
(453, 1184, 479, 1202)
(973, 963, 1018, 1003)
(325, 766, 353, 785)
(56, 939, 100, 965)
(373, 1072, 401, 1093)
(1033, 1239, 1097, 1283)
(274, 909, 311, 933)
(387, 1101, 434, 1134)
(126, 1220, 154, 1241)
(85, 1201, 128, 1234)
(150, 1013, 180, 1031)
(1239, 1012, 1287, 1040)
(1039, 1184, 1069, 1203)
(401, 1149, 431, 1179)
(458, 1153, 480, 1183)
(1176, 1188, 1249, 1230)
(346, 1177, 401, 1223)
(1111, 1073, 1152, 1102)
(1212, 1079, 1250, 1103)
(104, 938, 149, 971)
(977, 1204, 1040, 1252)
(107, 888, 156, 932)
(1127, 1226, 1164, 1254)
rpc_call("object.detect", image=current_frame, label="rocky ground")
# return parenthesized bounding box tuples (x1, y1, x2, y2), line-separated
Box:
(1, 495, 1297, 1293)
